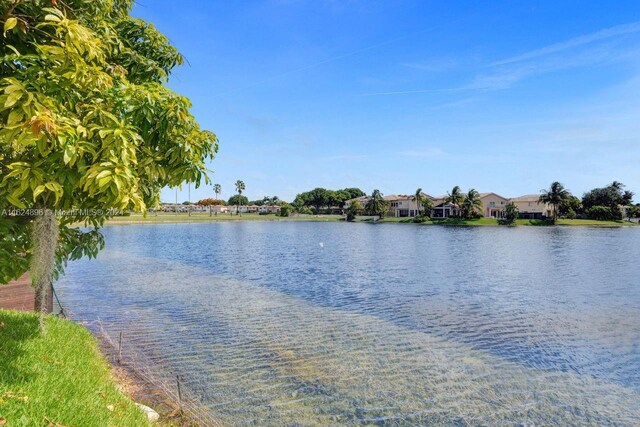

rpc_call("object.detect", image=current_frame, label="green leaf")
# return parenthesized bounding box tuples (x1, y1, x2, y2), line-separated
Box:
(44, 14, 61, 22)
(3, 17, 17, 35)
(6, 193, 26, 209)
(33, 185, 46, 201)
(4, 91, 21, 108)
(7, 109, 23, 125)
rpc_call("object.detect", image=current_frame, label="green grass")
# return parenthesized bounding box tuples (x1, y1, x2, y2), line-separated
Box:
(101, 212, 638, 227)
(555, 218, 637, 226)
(103, 212, 344, 224)
(0, 310, 149, 426)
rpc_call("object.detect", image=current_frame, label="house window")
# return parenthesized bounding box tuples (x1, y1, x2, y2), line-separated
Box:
(489, 202, 495, 208)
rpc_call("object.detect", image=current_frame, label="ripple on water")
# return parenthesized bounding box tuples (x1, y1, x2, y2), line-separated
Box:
(58, 250, 640, 426)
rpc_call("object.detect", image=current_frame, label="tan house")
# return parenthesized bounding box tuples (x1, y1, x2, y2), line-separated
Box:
(258, 205, 281, 214)
(386, 193, 434, 217)
(510, 195, 551, 219)
(344, 193, 434, 217)
(478, 193, 510, 218)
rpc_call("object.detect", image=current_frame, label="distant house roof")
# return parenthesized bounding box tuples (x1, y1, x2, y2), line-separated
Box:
(478, 192, 509, 201)
(510, 194, 542, 202)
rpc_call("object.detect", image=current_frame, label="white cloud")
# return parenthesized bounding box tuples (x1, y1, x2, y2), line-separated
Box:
(489, 22, 640, 67)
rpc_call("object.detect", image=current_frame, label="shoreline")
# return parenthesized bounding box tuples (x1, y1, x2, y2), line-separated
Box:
(99, 214, 639, 228)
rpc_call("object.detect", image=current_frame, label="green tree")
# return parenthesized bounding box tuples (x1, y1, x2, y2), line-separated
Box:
(625, 205, 639, 222)
(446, 186, 464, 216)
(211, 183, 222, 216)
(559, 195, 582, 218)
(582, 181, 633, 220)
(293, 188, 331, 213)
(413, 188, 424, 217)
(503, 202, 519, 224)
(346, 200, 362, 222)
(365, 189, 389, 218)
(213, 183, 222, 199)
(341, 188, 365, 199)
(279, 203, 291, 217)
(462, 189, 482, 219)
(234, 180, 245, 215)
(0, 1, 217, 312)
(539, 182, 570, 223)
(228, 194, 248, 209)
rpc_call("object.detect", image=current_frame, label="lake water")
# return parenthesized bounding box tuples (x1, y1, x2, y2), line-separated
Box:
(56, 222, 640, 425)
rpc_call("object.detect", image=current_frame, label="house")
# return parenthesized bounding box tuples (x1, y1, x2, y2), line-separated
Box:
(386, 194, 435, 217)
(431, 196, 460, 218)
(510, 194, 550, 219)
(478, 193, 510, 218)
(343, 196, 369, 210)
(234, 205, 260, 214)
(344, 194, 433, 217)
(258, 205, 281, 214)
(211, 205, 229, 213)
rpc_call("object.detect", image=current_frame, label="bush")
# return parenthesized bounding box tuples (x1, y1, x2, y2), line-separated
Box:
(585, 205, 614, 221)
(413, 215, 429, 223)
(297, 207, 314, 215)
(502, 202, 519, 224)
(565, 208, 577, 219)
(279, 205, 291, 217)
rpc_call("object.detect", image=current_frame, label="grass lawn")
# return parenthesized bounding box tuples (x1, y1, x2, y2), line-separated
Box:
(0, 310, 150, 426)
(555, 218, 637, 227)
(101, 212, 638, 227)
(103, 212, 344, 224)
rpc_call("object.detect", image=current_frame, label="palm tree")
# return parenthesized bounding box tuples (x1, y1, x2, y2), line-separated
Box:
(235, 180, 245, 216)
(446, 186, 464, 217)
(212, 183, 222, 216)
(413, 188, 423, 217)
(539, 181, 570, 223)
(462, 189, 482, 218)
(365, 189, 388, 218)
(504, 202, 519, 224)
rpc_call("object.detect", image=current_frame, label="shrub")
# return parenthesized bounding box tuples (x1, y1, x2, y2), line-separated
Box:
(279, 205, 291, 217)
(502, 202, 519, 224)
(585, 205, 614, 220)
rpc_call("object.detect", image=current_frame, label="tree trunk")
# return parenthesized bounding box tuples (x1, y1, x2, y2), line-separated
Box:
(34, 282, 53, 313)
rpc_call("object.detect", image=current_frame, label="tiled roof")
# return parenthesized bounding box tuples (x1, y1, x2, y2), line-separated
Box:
(510, 194, 542, 202)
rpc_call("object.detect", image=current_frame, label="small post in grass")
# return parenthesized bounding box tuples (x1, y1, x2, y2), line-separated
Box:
(176, 375, 184, 414)
(117, 331, 123, 364)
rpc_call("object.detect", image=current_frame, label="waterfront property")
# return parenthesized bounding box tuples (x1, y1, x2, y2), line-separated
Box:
(346, 191, 552, 220)
(510, 194, 552, 219)
(431, 196, 460, 218)
(478, 192, 510, 219)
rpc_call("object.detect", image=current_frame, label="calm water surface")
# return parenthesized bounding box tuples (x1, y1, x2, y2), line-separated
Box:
(56, 222, 640, 425)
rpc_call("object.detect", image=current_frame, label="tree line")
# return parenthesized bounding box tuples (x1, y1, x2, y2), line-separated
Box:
(192, 180, 638, 223)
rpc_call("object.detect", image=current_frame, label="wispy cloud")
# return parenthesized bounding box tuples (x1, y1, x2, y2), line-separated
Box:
(488, 21, 640, 67)
(401, 57, 458, 73)
(362, 22, 640, 96)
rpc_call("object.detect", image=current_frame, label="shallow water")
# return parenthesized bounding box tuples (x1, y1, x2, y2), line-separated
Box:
(56, 222, 640, 425)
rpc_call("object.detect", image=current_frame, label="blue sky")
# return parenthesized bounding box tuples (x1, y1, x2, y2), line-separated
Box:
(131, 1, 640, 203)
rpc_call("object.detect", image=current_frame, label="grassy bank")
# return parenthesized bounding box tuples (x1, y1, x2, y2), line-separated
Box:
(100, 212, 638, 227)
(103, 212, 343, 224)
(367, 217, 637, 227)
(0, 310, 150, 426)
